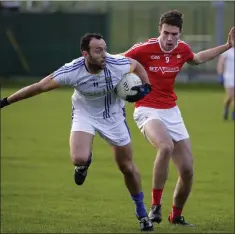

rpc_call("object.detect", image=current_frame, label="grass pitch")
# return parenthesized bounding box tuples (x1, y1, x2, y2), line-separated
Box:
(1, 86, 234, 233)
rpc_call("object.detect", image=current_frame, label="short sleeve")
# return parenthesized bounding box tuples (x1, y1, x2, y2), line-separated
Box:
(52, 58, 84, 86)
(184, 44, 194, 62)
(124, 43, 142, 60)
(106, 54, 131, 76)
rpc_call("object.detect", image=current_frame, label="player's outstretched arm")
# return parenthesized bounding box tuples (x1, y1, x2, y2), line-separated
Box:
(0, 74, 60, 108)
(188, 27, 234, 65)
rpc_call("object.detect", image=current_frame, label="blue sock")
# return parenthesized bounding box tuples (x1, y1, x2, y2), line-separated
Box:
(232, 112, 235, 120)
(131, 192, 147, 218)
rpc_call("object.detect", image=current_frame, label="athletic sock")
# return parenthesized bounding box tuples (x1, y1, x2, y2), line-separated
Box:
(152, 188, 163, 206)
(131, 192, 147, 218)
(169, 205, 183, 222)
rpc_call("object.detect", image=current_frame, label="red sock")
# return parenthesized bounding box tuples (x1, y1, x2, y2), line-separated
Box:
(169, 205, 183, 222)
(151, 188, 163, 206)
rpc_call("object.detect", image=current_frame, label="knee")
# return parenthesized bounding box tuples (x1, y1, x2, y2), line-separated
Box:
(179, 164, 194, 181)
(158, 142, 174, 157)
(71, 152, 90, 166)
(118, 161, 137, 176)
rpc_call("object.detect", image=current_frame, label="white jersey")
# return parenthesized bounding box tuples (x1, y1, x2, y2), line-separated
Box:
(52, 54, 131, 119)
(221, 48, 234, 80)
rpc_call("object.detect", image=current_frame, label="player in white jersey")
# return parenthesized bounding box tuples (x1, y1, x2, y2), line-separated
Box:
(217, 39, 234, 120)
(0, 33, 153, 231)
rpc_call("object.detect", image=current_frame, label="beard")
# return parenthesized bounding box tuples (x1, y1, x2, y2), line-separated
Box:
(88, 62, 102, 71)
(87, 55, 105, 72)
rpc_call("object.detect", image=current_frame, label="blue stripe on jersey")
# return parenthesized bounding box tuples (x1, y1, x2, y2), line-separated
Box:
(53, 59, 84, 78)
(105, 59, 131, 65)
(103, 68, 108, 119)
(103, 96, 109, 119)
(107, 94, 111, 115)
(109, 93, 112, 105)
(103, 95, 110, 119)
(54, 60, 84, 77)
(71, 58, 85, 66)
(122, 107, 126, 118)
(103, 68, 109, 119)
(106, 57, 128, 62)
(105, 68, 114, 91)
(67, 58, 85, 67)
(103, 67, 114, 119)
(54, 59, 84, 76)
(106, 56, 130, 60)
(106, 69, 114, 90)
(53, 63, 84, 78)
(105, 61, 131, 66)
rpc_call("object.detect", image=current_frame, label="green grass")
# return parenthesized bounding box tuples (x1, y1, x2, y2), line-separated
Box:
(1, 86, 234, 233)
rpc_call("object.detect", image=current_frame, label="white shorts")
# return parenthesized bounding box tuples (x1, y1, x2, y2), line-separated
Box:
(223, 76, 234, 88)
(133, 106, 189, 142)
(71, 107, 131, 147)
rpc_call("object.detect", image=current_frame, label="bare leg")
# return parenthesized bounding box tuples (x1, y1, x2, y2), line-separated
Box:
(169, 138, 194, 223)
(112, 142, 153, 231)
(70, 131, 94, 185)
(144, 119, 173, 197)
(144, 119, 174, 223)
(112, 142, 142, 196)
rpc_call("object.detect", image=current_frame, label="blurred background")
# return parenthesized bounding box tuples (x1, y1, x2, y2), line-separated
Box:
(0, 0, 234, 83)
(1, 2, 234, 233)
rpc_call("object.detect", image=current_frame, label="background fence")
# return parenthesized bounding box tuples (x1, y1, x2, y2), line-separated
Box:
(0, 1, 234, 82)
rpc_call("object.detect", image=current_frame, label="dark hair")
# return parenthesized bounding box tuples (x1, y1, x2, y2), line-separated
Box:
(80, 33, 103, 52)
(159, 10, 183, 31)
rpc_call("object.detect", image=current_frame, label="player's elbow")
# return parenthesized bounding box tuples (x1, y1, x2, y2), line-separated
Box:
(191, 59, 202, 66)
(194, 60, 202, 65)
(38, 76, 60, 92)
(190, 54, 203, 65)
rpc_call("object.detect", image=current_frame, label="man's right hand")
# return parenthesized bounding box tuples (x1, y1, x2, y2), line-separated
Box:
(126, 83, 152, 103)
(0, 97, 10, 109)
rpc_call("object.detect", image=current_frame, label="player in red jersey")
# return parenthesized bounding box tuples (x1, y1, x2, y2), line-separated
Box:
(123, 10, 235, 226)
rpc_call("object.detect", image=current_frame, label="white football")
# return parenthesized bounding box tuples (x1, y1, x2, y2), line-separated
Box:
(115, 73, 143, 100)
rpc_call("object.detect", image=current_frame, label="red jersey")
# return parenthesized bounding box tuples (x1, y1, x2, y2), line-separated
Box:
(124, 38, 194, 109)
